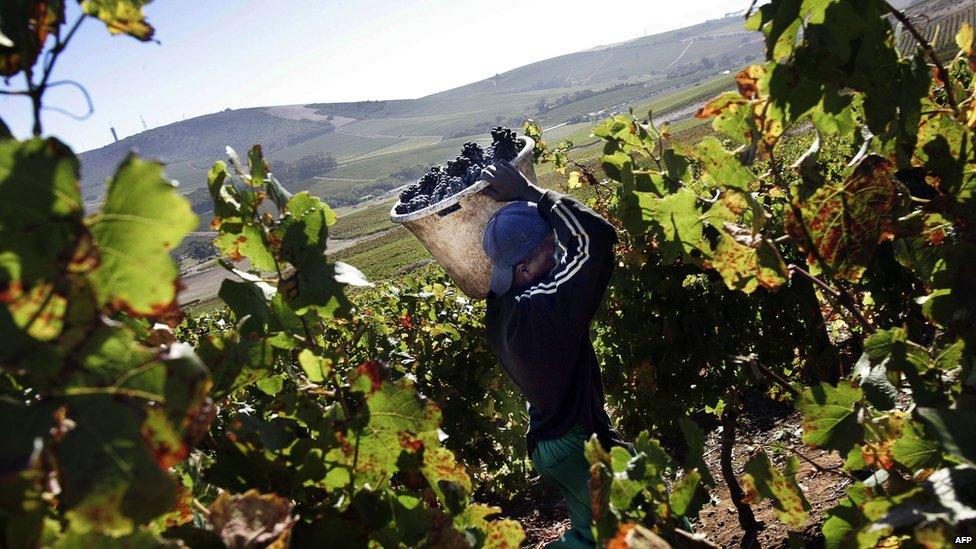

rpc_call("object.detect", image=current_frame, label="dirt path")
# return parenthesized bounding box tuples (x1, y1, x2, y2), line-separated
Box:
(335, 128, 440, 139)
(696, 402, 847, 547)
(667, 40, 696, 69)
(582, 50, 616, 84)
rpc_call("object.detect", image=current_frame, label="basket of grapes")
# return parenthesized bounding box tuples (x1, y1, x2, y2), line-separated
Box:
(390, 127, 536, 299)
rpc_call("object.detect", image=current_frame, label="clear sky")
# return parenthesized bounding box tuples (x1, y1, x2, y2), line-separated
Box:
(0, 0, 753, 152)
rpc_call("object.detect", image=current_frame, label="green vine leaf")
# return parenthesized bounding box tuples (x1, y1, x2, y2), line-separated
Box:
(58, 396, 180, 535)
(891, 419, 941, 471)
(0, 138, 85, 300)
(88, 153, 196, 316)
(796, 382, 863, 456)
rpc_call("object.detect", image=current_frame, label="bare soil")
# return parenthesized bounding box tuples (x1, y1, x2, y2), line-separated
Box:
(501, 397, 850, 548)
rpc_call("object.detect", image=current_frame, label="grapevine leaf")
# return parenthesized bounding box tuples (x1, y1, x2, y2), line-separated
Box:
(275, 192, 336, 266)
(914, 113, 973, 199)
(891, 419, 941, 471)
(64, 322, 160, 392)
(218, 279, 273, 337)
(646, 188, 709, 264)
(80, 0, 154, 41)
(483, 518, 525, 548)
(351, 487, 392, 531)
(0, 0, 63, 77)
(678, 418, 713, 484)
(246, 145, 267, 188)
(0, 470, 48, 548)
(916, 408, 976, 466)
(821, 483, 870, 549)
(668, 469, 706, 517)
(58, 396, 179, 535)
(567, 171, 582, 189)
(696, 137, 757, 191)
(197, 332, 273, 399)
(88, 153, 196, 316)
(0, 397, 55, 474)
(213, 225, 277, 272)
(346, 374, 443, 488)
(958, 23, 974, 54)
(255, 375, 284, 396)
(796, 382, 863, 455)
(297, 349, 331, 383)
(206, 161, 240, 227)
(863, 328, 946, 408)
(741, 452, 811, 529)
(852, 353, 897, 412)
(785, 154, 906, 282)
(610, 477, 643, 511)
(704, 224, 787, 294)
(423, 447, 471, 512)
(208, 490, 296, 548)
(0, 138, 85, 300)
(745, 0, 803, 61)
(863, 466, 976, 539)
(585, 436, 618, 542)
(696, 92, 757, 147)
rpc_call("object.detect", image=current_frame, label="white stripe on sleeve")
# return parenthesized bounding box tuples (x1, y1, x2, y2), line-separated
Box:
(515, 201, 590, 301)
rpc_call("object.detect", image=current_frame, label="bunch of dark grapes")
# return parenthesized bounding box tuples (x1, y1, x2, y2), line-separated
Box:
(394, 127, 522, 215)
(490, 126, 520, 162)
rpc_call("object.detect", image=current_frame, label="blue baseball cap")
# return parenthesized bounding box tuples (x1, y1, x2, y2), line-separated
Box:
(482, 201, 552, 296)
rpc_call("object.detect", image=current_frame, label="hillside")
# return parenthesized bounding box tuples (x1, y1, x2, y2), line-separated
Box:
(79, 12, 764, 211)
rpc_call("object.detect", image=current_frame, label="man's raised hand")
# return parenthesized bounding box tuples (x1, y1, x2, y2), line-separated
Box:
(481, 162, 544, 203)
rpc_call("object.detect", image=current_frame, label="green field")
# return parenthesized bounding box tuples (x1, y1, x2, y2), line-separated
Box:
(331, 227, 431, 281)
(331, 199, 397, 240)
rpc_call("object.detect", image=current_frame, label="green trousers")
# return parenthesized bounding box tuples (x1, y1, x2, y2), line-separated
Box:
(530, 426, 595, 548)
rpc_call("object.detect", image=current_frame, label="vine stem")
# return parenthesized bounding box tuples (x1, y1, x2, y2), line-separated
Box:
(192, 498, 211, 516)
(720, 406, 760, 547)
(61, 386, 166, 402)
(882, 0, 959, 115)
(788, 264, 874, 334)
(733, 355, 800, 398)
(767, 442, 857, 482)
(21, 15, 87, 135)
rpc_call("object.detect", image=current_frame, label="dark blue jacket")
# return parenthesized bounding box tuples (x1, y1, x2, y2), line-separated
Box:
(486, 190, 626, 454)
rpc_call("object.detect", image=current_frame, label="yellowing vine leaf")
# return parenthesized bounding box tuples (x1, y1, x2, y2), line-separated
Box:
(786, 154, 906, 282)
(80, 0, 155, 41)
(88, 153, 196, 316)
(741, 452, 811, 529)
(705, 224, 788, 294)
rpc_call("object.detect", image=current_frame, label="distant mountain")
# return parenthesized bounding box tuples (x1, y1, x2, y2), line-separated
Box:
(79, 107, 334, 198)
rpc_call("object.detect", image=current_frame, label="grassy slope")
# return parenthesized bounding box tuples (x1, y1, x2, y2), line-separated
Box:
(330, 200, 397, 240)
(331, 227, 431, 281)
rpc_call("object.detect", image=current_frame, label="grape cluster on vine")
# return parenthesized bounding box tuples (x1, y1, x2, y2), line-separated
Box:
(394, 126, 522, 214)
